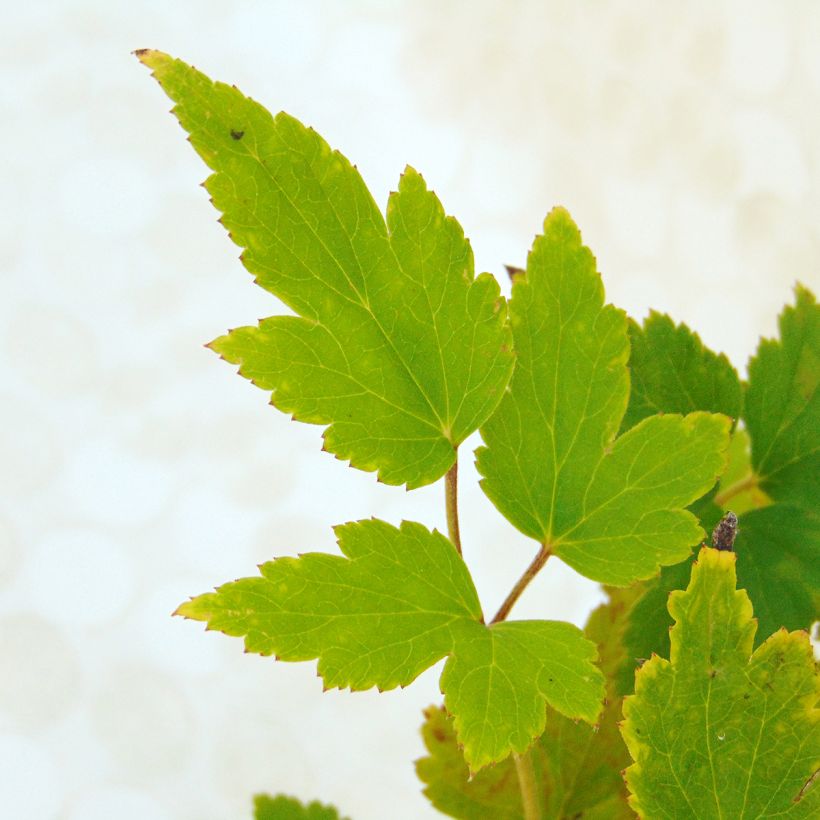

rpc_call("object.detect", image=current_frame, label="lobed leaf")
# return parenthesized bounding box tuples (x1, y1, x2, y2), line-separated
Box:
(619, 304, 819, 686)
(138, 50, 513, 488)
(622, 548, 820, 818)
(416, 587, 638, 818)
(441, 619, 602, 770)
(476, 209, 731, 585)
(177, 519, 604, 770)
(253, 794, 348, 820)
(745, 285, 819, 510)
(621, 503, 819, 697)
(621, 311, 742, 432)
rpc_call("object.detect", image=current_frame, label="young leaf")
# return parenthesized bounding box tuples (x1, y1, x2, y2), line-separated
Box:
(138, 50, 513, 488)
(253, 794, 348, 820)
(622, 547, 820, 818)
(416, 588, 637, 819)
(745, 285, 819, 510)
(621, 311, 742, 433)
(476, 209, 731, 585)
(177, 519, 604, 770)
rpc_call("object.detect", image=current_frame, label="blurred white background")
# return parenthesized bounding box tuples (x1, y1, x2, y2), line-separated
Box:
(2, 1, 818, 818)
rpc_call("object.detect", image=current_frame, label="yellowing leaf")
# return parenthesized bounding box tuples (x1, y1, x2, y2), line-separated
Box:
(138, 50, 512, 488)
(177, 519, 604, 770)
(622, 547, 820, 818)
(476, 209, 731, 585)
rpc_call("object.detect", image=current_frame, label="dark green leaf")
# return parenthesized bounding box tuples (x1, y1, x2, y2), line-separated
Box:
(622, 311, 742, 432)
(253, 794, 348, 820)
(745, 285, 819, 509)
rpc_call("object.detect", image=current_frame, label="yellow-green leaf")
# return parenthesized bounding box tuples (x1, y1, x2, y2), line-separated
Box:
(177, 519, 604, 771)
(415, 587, 638, 818)
(622, 547, 820, 818)
(476, 209, 731, 585)
(138, 50, 512, 488)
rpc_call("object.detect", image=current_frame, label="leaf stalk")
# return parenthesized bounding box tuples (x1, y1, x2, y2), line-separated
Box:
(491, 543, 552, 624)
(445, 459, 463, 556)
(713, 472, 760, 507)
(513, 749, 541, 820)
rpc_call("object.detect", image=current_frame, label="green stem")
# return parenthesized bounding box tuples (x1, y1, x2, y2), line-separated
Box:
(491, 543, 551, 624)
(445, 459, 462, 556)
(513, 749, 541, 820)
(713, 472, 759, 508)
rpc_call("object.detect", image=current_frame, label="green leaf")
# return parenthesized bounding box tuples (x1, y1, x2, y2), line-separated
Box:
(731, 505, 820, 642)
(618, 557, 695, 696)
(476, 209, 731, 585)
(621, 502, 820, 696)
(621, 311, 742, 432)
(253, 794, 348, 820)
(138, 50, 513, 488)
(177, 519, 604, 770)
(622, 547, 820, 818)
(614, 306, 816, 688)
(416, 588, 638, 819)
(416, 705, 523, 820)
(441, 619, 603, 770)
(745, 284, 819, 509)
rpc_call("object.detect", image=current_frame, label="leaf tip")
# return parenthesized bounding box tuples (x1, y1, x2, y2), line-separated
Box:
(134, 48, 171, 72)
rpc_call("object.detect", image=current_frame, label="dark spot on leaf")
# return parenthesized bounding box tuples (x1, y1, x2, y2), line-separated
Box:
(231, 129, 245, 140)
(431, 727, 446, 743)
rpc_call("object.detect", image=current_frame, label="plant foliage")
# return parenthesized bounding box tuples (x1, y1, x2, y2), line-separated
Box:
(138, 49, 819, 819)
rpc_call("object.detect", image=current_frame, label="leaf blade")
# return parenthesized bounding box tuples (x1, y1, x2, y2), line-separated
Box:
(253, 794, 349, 820)
(416, 587, 638, 818)
(441, 620, 604, 771)
(622, 548, 820, 818)
(139, 50, 513, 488)
(177, 518, 603, 769)
(745, 284, 819, 509)
(621, 311, 743, 432)
(476, 209, 731, 584)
